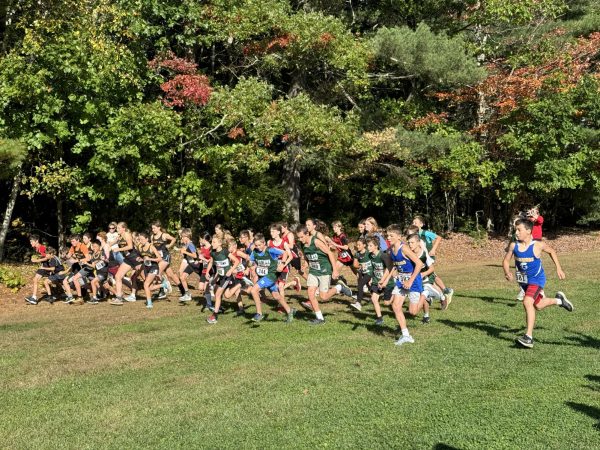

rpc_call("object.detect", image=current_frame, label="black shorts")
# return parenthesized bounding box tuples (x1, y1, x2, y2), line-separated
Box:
(159, 249, 171, 263)
(184, 263, 202, 275)
(48, 273, 66, 282)
(370, 283, 394, 301)
(95, 270, 109, 282)
(123, 255, 141, 268)
(35, 268, 48, 276)
(143, 263, 159, 276)
(231, 278, 244, 288)
(214, 275, 233, 290)
(276, 271, 289, 283)
(290, 257, 302, 271)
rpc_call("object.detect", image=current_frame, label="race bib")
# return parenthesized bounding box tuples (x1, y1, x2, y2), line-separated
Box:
(144, 260, 152, 267)
(309, 261, 321, 271)
(256, 267, 268, 276)
(374, 269, 384, 280)
(217, 267, 225, 276)
(396, 272, 411, 282)
(516, 271, 528, 284)
(95, 261, 106, 270)
(340, 251, 350, 259)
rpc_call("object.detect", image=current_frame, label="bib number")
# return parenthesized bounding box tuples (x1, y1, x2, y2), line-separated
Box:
(144, 260, 152, 267)
(256, 267, 268, 276)
(516, 271, 528, 284)
(309, 261, 321, 271)
(396, 273, 411, 282)
(95, 261, 106, 270)
(340, 251, 350, 259)
(217, 267, 225, 276)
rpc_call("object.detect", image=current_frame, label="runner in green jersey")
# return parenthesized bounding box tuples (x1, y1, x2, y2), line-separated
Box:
(366, 237, 395, 325)
(296, 226, 353, 325)
(206, 236, 240, 324)
(351, 238, 372, 310)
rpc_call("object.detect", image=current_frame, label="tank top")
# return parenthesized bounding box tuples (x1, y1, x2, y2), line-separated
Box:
(251, 249, 279, 281)
(333, 233, 353, 262)
(211, 249, 231, 277)
(302, 236, 332, 276)
(389, 244, 423, 292)
(151, 232, 169, 257)
(268, 238, 288, 273)
(513, 241, 545, 286)
(356, 250, 373, 277)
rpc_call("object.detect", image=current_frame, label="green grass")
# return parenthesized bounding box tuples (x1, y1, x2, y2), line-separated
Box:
(1, 252, 599, 449)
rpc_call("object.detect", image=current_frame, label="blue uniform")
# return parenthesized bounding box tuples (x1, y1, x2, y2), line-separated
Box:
(513, 241, 545, 288)
(389, 244, 423, 293)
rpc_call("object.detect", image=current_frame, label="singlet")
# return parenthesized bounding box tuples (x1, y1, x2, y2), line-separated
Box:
(389, 244, 423, 293)
(333, 234, 352, 263)
(117, 235, 136, 256)
(138, 243, 157, 267)
(417, 248, 435, 284)
(268, 238, 288, 273)
(356, 250, 373, 277)
(513, 241, 546, 286)
(88, 250, 108, 273)
(250, 248, 282, 281)
(370, 251, 394, 287)
(151, 233, 169, 257)
(302, 236, 332, 276)
(211, 249, 231, 277)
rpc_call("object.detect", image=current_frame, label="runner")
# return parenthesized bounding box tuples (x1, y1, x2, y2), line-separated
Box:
(110, 222, 141, 306)
(205, 236, 238, 324)
(25, 235, 49, 304)
(366, 237, 395, 325)
(351, 237, 372, 311)
(502, 219, 573, 348)
(151, 221, 184, 299)
(136, 232, 163, 309)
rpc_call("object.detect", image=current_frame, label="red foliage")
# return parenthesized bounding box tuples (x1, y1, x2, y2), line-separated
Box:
(409, 112, 449, 129)
(434, 32, 600, 126)
(317, 32, 335, 46)
(227, 127, 246, 139)
(149, 51, 197, 75)
(243, 34, 296, 56)
(161, 75, 212, 107)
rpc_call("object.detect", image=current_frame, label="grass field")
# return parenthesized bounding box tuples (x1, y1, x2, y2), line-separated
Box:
(1, 252, 599, 449)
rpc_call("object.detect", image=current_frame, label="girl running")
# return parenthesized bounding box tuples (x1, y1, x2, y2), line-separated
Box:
(151, 221, 186, 299)
(137, 232, 163, 309)
(110, 222, 141, 306)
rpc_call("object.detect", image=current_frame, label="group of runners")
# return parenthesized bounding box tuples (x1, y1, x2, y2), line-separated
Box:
(23, 211, 573, 348)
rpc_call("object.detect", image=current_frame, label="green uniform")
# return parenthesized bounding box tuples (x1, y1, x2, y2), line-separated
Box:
(251, 250, 279, 282)
(356, 250, 373, 277)
(211, 249, 231, 277)
(302, 236, 332, 276)
(370, 251, 395, 288)
(418, 248, 436, 285)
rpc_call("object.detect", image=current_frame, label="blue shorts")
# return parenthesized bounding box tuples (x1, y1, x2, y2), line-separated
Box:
(257, 276, 279, 293)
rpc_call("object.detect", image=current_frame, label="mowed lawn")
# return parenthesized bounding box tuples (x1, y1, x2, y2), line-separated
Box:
(1, 252, 599, 449)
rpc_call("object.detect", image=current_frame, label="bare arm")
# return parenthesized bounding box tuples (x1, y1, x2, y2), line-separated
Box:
(540, 242, 565, 279)
(502, 243, 515, 281)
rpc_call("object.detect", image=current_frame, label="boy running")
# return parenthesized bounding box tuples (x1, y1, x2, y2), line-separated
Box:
(25, 235, 49, 304)
(502, 219, 573, 348)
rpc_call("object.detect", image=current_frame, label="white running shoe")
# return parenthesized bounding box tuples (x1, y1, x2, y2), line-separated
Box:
(124, 293, 137, 302)
(395, 335, 415, 346)
(350, 302, 362, 312)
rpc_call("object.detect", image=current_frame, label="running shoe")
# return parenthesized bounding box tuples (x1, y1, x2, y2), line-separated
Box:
(179, 293, 192, 303)
(157, 288, 167, 300)
(517, 334, 534, 348)
(235, 308, 245, 317)
(440, 297, 448, 311)
(394, 335, 415, 346)
(63, 296, 74, 304)
(207, 314, 217, 324)
(124, 293, 137, 302)
(337, 279, 353, 297)
(89, 297, 99, 305)
(46, 295, 57, 304)
(374, 317, 384, 326)
(338, 275, 348, 285)
(556, 292, 573, 312)
(162, 276, 172, 294)
(349, 302, 362, 312)
(286, 308, 296, 323)
(109, 298, 124, 306)
(309, 318, 325, 326)
(146, 299, 153, 309)
(300, 301, 314, 311)
(25, 296, 38, 305)
(72, 297, 84, 305)
(422, 316, 431, 324)
(251, 313, 263, 322)
(443, 288, 454, 306)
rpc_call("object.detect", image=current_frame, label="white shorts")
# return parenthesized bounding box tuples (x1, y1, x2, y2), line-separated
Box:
(423, 283, 443, 302)
(392, 287, 421, 304)
(307, 274, 331, 292)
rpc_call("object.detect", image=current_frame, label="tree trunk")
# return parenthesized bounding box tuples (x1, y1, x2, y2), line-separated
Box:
(57, 197, 65, 252)
(444, 190, 456, 232)
(0, 170, 21, 261)
(282, 144, 301, 223)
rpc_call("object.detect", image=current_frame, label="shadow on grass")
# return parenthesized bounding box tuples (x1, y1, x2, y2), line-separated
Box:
(433, 444, 461, 450)
(438, 319, 520, 343)
(338, 319, 395, 337)
(585, 374, 600, 392)
(457, 293, 518, 307)
(541, 332, 600, 350)
(566, 401, 600, 431)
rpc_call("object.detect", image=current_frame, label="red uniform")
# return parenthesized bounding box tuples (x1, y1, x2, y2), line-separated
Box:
(333, 233, 353, 264)
(531, 216, 544, 240)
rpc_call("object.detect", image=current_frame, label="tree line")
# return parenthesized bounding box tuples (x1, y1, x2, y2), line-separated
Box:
(0, 0, 598, 259)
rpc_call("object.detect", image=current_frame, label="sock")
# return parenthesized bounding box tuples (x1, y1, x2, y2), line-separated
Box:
(178, 283, 185, 295)
(335, 284, 342, 293)
(401, 328, 410, 337)
(32, 295, 37, 300)
(525, 334, 532, 339)
(315, 311, 324, 320)
(424, 312, 430, 318)
(556, 298, 562, 305)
